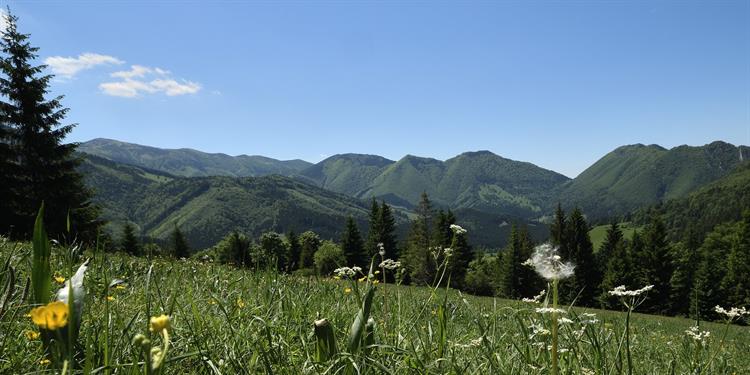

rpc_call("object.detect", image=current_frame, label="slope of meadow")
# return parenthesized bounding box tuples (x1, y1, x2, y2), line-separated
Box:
(1, 239, 748, 374)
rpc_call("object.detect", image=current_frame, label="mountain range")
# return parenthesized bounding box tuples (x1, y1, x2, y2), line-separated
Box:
(77, 138, 748, 249)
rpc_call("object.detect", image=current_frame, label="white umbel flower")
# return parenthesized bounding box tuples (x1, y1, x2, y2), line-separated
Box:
(608, 285, 654, 297)
(714, 305, 749, 320)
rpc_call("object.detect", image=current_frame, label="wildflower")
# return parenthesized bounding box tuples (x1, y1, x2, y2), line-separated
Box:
(449, 224, 467, 235)
(344, 287, 352, 294)
(40, 359, 51, 366)
(106, 296, 115, 302)
(559, 317, 574, 325)
(374, 270, 380, 275)
(115, 284, 126, 290)
(373, 279, 380, 285)
(56, 259, 89, 335)
(522, 289, 546, 303)
(358, 277, 366, 283)
(333, 276, 341, 280)
(237, 298, 245, 308)
(714, 305, 749, 320)
(54, 275, 65, 284)
(535, 307, 567, 314)
(525, 244, 575, 281)
(609, 285, 654, 297)
(685, 326, 711, 344)
(30, 301, 69, 330)
(579, 313, 599, 325)
(379, 259, 401, 270)
(333, 266, 362, 278)
(377, 242, 385, 256)
(24, 330, 40, 340)
(149, 314, 171, 333)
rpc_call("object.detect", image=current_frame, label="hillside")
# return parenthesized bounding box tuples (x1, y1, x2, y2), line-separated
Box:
(79, 154, 376, 249)
(643, 160, 750, 241)
(558, 141, 749, 220)
(79, 138, 312, 177)
(297, 153, 395, 197)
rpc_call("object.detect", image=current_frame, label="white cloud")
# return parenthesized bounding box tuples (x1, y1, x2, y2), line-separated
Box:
(100, 65, 201, 98)
(44, 53, 124, 78)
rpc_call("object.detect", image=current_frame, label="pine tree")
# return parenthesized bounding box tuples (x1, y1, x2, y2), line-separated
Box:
(365, 199, 382, 257)
(721, 210, 750, 307)
(298, 230, 321, 269)
(498, 224, 523, 298)
(550, 203, 568, 255)
(639, 213, 673, 314)
(598, 226, 632, 309)
(597, 222, 623, 272)
(692, 222, 735, 320)
(171, 225, 190, 258)
(341, 216, 366, 267)
(0, 11, 99, 240)
(669, 242, 699, 316)
(120, 223, 141, 256)
(286, 230, 301, 271)
(447, 222, 473, 289)
(378, 201, 398, 259)
(404, 192, 434, 285)
(433, 209, 456, 249)
(564, 208, 597, 306)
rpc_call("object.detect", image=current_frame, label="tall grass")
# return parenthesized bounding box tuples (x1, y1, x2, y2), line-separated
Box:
(0, 234, 748, 374)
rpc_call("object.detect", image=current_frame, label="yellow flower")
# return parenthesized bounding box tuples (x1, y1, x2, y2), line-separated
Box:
(358, 277, 366, 283)
(115, 284, 126, 290)
(344, 287, 352, 294)
(374, 270, 380, 275)
(40, 359, 51, 366)
(30, 301, 69, 330)
(24, 330, 40, 340)
(149, 314, 171, 333)
(106, 296, 115, 302)
(54, 275, 66, 284)
(373, 279, 380, 285)
(333, 276, 341, 280)
(237, 298, 245, 308)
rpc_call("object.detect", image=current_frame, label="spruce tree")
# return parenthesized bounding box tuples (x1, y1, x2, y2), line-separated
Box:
(120, 223, 141, 256)
(669, 242, 699, 316)
(378, 201, 398, 259)
(341, 216, 366, 267)
(286, 230, 301, 271)
(447, 222, 473, 290)
(298, 230, 320, 269)
(498, 224, 523, 298)
(0, 11, 99, 240)
(598, 228, 632, 309)
(564, 208, 597, 306)
(721, 210, 750, 307)
(365, 199, 382, 258)
(692, 223, 734, 320)
(597, 221, 623, 272)
(433, 209, 456, 249)
(404, 192, 434, 285)
(171, 225, 190, 258)
(550, 203, 568, 255)
(640, 213, 673, 314)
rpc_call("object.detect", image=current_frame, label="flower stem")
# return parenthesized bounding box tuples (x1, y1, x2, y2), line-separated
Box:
(625, 305, 632, 375)
(551, 280, 559, 375)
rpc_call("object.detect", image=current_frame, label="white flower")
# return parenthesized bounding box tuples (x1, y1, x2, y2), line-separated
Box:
(685, 326, 711, 344)
(559, 317, 574, 325)
(379, 259, 401, 270)
(535, 307, 567, 314)
(526, 243, 575, 281)
(608, 285, 654, 297)
(521, 289, 546, 304)
(56, 259, 89, 333)
(449, 224, 467, 235)
(714, 305, 749, 320)
(377, 242, 385, 256)
(579, 312, 599, 325)
(333, 266, 362, 278)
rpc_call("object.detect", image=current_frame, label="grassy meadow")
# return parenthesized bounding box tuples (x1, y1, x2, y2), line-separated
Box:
(1, 237, 749, 374)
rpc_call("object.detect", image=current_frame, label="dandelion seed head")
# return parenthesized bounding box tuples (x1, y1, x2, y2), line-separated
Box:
(526, 243, 575, 281)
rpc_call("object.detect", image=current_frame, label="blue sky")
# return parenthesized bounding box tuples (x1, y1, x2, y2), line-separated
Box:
(7, 0, 750, 178)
